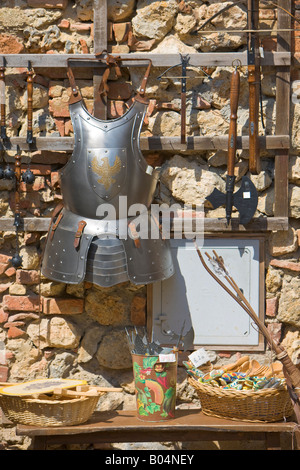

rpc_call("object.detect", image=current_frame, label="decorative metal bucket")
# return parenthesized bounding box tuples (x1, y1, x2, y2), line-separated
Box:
(132, 352, 177, 421)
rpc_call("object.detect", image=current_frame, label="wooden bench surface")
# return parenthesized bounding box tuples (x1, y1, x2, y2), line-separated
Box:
(16, 409, 297, 441)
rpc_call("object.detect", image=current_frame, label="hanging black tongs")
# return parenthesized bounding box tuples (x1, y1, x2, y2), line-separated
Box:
(157, 55, 211, 144)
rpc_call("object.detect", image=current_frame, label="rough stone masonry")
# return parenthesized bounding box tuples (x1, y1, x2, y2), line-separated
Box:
(0, 0, 300, 450)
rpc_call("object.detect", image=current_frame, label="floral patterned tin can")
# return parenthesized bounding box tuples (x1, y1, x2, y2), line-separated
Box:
(132, 352, 177, 421)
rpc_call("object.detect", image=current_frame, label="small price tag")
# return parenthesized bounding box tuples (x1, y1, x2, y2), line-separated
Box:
(159, 353, 176, 363)
(188, 348, 210, 368)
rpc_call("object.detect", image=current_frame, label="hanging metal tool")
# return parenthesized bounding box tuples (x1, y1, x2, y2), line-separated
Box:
(10, 148, 23, 268)
(3, 155, 15, 180)
(157, 54, 189, 144)
(180, 55, 188, 144)
(247, 0, 261, 174)
(0, 58, 7, 143)
(157, 55, 211, 145)
(23, 61, 35, 185)
(206, 63, 258, 225)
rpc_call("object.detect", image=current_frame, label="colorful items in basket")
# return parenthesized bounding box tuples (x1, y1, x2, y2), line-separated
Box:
(183, 361, 286, 391)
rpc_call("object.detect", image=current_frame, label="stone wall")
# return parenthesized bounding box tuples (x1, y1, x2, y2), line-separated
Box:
(0, 0, 300, 450)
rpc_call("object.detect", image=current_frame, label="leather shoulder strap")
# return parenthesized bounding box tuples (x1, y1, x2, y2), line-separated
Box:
(67, 65, 83, 104)
(67, 54, 152, 105)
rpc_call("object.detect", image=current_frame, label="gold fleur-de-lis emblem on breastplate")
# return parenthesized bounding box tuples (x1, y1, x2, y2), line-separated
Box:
(91, 155, 122, 190)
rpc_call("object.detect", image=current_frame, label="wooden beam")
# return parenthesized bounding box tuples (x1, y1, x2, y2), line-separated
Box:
(274, 0, 291, 218)
(93, 0, 107, 54)
(0, 135, 290, 153)
(93, 0, 108, 119)
(0, 217, 50, 232)
(0, 52, 290, 69)
(292, 54, 300, 68)
(0, 137, 74, 152)
(0, 217, 288, 232)
(201, 217, 288, 232)
(139, 135, 290, 152)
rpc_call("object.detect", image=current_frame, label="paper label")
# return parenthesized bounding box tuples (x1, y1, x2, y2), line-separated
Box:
(243, 191, 251, 199)
(188, 348, 210, 368)
(158, 353, 176, 363)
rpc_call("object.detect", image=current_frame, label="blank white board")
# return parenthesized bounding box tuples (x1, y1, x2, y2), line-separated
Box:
(150, 238, 262, 349)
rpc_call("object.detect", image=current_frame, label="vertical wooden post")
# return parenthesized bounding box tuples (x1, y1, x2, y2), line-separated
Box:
(247, 0, 261, 174)
(93, 0, 108, 119)
(274, 0, 291, 218)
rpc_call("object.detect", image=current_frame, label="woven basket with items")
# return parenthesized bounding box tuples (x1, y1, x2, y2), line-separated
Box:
(186, 355, 294, 422)
(0, 378, 122, 427)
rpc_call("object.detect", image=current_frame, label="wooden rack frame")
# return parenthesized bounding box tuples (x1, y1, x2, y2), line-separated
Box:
(0, 0, 292, 233)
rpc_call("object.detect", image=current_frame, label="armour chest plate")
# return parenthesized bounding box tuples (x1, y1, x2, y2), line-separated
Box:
(60, 99, 159, 219)
(41, 97, 175, 287)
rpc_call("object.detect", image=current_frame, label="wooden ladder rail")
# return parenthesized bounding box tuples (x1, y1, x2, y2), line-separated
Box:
(274, 0, 291, 219)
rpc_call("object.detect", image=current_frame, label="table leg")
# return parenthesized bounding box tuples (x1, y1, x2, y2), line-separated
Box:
(32, 436, 47, 450)
(265, 432, 281, 450)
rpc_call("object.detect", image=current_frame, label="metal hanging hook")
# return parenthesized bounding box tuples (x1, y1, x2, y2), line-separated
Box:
(232, 58, 242, 70)
(157, 54, 211, 81)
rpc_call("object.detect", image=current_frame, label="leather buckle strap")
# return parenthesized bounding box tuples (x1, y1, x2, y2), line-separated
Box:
(74, 220, 87, 248)
(138, 59, 152, 97)
(67, 54, 152, 103)
(44, 202, 63, 246)
(96, 53, 122, 97)
(128, 221, 141, 248)
(67, 65, 83, 104)
(50, 211, 63, 241)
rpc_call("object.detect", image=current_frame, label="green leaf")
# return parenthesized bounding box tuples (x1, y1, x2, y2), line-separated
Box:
(165, 387, 175, 400)
(143, 357, 158, 369)
(137, 389, 148, 405)
(147, 402, 161, 414)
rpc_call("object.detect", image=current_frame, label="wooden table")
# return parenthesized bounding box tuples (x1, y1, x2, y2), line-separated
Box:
(16, 409, 298, 450)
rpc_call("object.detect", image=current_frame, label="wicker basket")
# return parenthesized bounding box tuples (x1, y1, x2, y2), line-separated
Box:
(0, 393, 100, 427)
(189, 377, 294, 422)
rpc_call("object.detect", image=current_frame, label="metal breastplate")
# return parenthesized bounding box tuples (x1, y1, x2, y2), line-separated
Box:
(41, 96, 175, 287)
(41, 208, 175, 287)
(60, 99, 159, 219)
